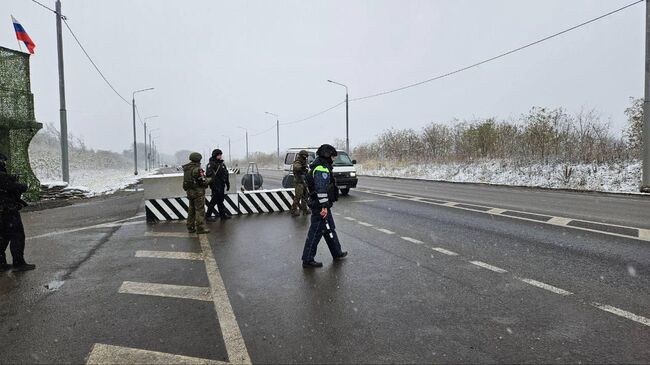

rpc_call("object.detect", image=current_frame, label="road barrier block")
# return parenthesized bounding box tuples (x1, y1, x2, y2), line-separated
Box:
(145, 188, 296, 222)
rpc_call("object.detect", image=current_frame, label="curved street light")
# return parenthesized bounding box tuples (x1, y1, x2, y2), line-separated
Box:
(132, 87, 154, 175)
(327, 79, 349, 153)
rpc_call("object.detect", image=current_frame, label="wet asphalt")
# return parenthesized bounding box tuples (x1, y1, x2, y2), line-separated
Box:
(0, 174, 649, 363)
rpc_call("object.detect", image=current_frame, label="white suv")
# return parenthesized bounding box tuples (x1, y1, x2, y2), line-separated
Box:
(282, 148, 358, 195)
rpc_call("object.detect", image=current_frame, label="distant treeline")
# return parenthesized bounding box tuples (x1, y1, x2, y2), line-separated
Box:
(353, 99, 643, 165)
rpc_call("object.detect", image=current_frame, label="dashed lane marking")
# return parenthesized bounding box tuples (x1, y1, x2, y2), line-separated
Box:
(27, 215, 146, 240)
(469, 260, 508, 273)
(548, 217, 573, 225)
(357, 221, 373, 227)
(356, 188, 650, 243)
(518, 278, 573, 296)
(401, 236, 423, 244)
(145, 231, 195, 238)
(591, 303, 650, 327)
(344, 216, 356, 221)
(374, 228, 395, 235)
(118, 281, 212, 302)
(431, 247, 458, 256)
(135, 250, 203, 261)
(198, 235, 252, 364)
(86, 343, 227, 365)
(350, 199, 377, 203)
(640, 229, 650, 241)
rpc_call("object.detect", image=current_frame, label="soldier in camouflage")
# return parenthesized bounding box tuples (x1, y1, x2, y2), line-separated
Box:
(182, 152, 211, 234)
(290, 150, 310, 216)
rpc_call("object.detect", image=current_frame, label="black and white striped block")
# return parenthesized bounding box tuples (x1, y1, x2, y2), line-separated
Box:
(145, 189, 296, 222)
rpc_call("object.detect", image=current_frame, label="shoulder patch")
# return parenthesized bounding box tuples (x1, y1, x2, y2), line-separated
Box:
(322, 172, 329, 180)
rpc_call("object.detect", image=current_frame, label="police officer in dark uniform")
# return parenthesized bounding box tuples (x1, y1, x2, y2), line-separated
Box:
(205, 149, 231, 221)
(301, 144, 348, 268)
(0, 153, 35, 271)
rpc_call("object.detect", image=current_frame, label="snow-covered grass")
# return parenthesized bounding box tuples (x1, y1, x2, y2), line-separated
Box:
(358, 159, 644, 194)
(29, 144, 151, 197)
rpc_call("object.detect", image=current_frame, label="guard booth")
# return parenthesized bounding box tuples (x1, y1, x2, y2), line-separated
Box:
(0, 46, 42, 200)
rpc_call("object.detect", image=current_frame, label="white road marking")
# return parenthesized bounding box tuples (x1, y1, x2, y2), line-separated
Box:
(118, 281, 212, 302)
(401, 236, 423, 244)
(487, 208, 507, 214)
(145, 231, 195, 238)
(27, 215, 145, 240)
(358, 189, 650, 243)
(548, 217, 573, 225)
(198, 235, 252, 364)
(374, 228, 395, 235)
(351, 199, 377, 203)
(135, 250, 203, 261)
(469, 261, 507, 273)
(344, 216, 356, 221)
(357, 221, 373, 227)
(431, 247, 458, 256)
(86, 343, 227, 365)
(591, 303, 650, 327)
(518, 278, 573, 296)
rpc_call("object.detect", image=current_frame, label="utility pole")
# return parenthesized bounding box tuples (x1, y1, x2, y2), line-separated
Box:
(55, 0, 69, 182)
(131, 88, 154, 175)
(327, 79, 350, 153)
(143, 122, 148, 171)
(238, 127, 249, 162)
(643, 0, 650, 192)
(265, 112, 280, 169)
(131, 97, 138, 175)
(149, 132, 153, 168)
(223, 135, 231, 164)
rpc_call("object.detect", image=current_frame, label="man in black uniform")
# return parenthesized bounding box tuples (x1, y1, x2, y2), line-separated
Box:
(205, 149, 231, 221)
(301, 144, 348, 268)
(0, 153, 35, 272)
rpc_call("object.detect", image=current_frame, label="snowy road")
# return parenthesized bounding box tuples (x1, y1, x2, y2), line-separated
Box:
(0, 176, 649, 363)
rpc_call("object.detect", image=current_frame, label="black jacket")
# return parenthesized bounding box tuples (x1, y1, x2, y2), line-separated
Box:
(206, 158, 230, 190)
(0, 172, 28, 211)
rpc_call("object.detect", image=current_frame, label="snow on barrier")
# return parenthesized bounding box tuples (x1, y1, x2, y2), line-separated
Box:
(145, 189, 296, 222)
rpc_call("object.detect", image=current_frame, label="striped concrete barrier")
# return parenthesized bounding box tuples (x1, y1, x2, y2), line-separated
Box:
(145, 188, 295, 222)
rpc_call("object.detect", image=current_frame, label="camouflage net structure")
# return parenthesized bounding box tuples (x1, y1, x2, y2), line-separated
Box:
(0, 46, 43, 201)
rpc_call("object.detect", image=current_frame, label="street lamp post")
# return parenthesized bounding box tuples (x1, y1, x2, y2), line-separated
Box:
(132, 87, 154, 175)
(327, 79, 349, 154)
(149, 128, 160, 169)
(143, 115, 159, 171)
(265, 112, 280, 169)
(222, 135, 232, 165)
(238, 127, 249, 162)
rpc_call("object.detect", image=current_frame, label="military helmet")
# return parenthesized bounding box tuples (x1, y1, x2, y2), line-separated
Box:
(298, 150, 309, 158)
(316, 144, 338, 159)
(189, 152, 202, 162)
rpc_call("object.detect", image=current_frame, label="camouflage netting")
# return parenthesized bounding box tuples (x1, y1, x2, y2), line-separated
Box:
(0, 46, 42, 201)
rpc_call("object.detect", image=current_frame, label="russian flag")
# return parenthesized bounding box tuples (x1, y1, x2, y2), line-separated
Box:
(11, 16, 36, 54)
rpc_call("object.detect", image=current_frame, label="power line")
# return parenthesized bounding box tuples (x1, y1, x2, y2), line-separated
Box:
(250, 123, 276, 137)
(31, 0, 56, 14)
(351, 0, 643, 102)
(281, 100, 346, 126)
(62, 18, 131, 105)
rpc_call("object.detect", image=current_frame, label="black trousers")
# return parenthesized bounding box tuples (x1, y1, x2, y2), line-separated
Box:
(0, 210, 26, 265)
(301, 208, 343, 263)
(206, 186, 229, 218)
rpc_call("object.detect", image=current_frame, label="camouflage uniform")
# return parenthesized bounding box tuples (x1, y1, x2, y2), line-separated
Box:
(182, 152, 211, 234)
(291, 151, 310, 216)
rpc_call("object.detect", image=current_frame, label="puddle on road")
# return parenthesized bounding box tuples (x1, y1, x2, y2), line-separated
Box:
(44, 280, 65, 291)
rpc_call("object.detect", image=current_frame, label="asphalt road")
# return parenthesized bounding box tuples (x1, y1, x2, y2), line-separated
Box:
(1, 173, 649, 363)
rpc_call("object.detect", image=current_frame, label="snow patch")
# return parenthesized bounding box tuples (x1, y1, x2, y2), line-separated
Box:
(358, 159, 644, 194)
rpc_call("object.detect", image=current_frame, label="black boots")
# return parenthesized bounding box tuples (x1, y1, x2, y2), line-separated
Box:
(11, 260, 36, 272)
(334, 252, 348, 261)
(302, 260, 323, 268)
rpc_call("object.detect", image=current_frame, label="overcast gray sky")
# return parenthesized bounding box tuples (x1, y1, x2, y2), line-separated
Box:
(1, 0, 645, 159)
